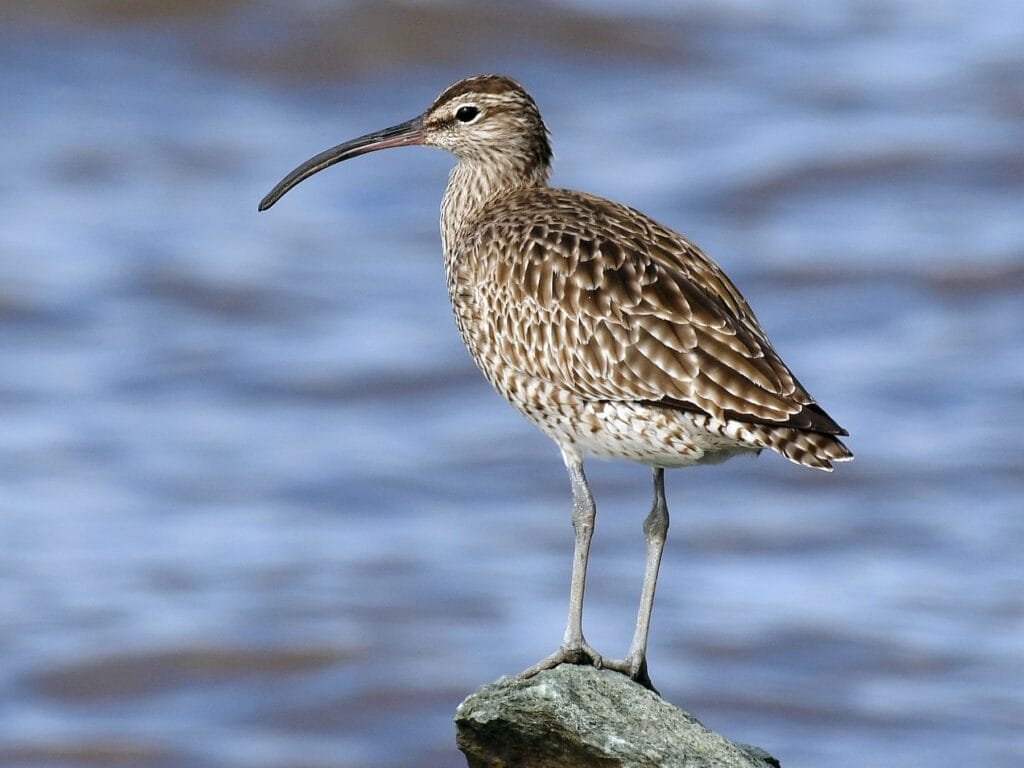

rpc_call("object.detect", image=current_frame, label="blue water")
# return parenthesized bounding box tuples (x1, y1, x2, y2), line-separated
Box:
(1, 3, 1022, 766)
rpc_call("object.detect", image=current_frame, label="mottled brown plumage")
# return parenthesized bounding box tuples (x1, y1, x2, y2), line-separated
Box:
(451, 185, 850, 469)
(260, 74, 852, 690)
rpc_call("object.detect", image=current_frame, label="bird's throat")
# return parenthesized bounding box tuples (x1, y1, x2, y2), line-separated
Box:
(440, 158, 549, 255)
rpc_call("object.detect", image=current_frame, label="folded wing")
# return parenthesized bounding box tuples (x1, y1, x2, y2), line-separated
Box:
(468, 188, 847, 438)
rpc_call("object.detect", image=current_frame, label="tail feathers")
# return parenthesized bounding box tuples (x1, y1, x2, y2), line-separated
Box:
(759, 426, 853, 471)
(678, 411, 853, 471)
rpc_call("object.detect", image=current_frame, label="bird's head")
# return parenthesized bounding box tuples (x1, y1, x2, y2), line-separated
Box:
(259, 75, 551, 211)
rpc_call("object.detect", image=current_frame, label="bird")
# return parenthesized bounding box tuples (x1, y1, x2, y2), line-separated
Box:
(259, 74, 852, 690)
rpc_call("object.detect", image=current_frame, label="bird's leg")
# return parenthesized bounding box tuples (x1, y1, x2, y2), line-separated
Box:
(519, 456, 605, 678)
(560, 458, 599, 655)
(603, 467, 669, 691)
(631, 467, 670, 672)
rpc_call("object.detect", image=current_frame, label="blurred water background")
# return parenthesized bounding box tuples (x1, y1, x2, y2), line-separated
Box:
(1, 1, 1022, 766)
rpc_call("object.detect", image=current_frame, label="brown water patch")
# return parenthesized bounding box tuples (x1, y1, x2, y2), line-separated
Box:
(30, 645, 357, 701)
(1, 0, 242, 24)
(241, 366, 480, 404)
(130, 264, 292, 321)
(757, 264, 880, 288)
(722, 150, 936, 216)
(924, 259, 1024, 297)
(4, 1, 693, 84)
(2, 0, 696, 83)
(973, 54, 1024, 118)
(220, 2, 689, 83)
(0, 741, 177, 768)
(690, 627, 963, 678)
(685, 525, 854, 555)
(267, 684, 466, 733)
(46, 148, 126, 186)
(0, 292, 48, 324)
(688, 691, 930, 728)
(345, 592, 501, 627)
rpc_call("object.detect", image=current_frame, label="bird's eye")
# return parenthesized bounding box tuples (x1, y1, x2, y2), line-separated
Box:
(455, 105, 480, 123)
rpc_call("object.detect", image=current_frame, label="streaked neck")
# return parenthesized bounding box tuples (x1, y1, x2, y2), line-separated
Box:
(440, 157, 550, 254)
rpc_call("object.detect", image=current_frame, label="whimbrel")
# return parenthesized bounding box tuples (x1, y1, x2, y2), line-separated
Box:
(259, 75, 852, 690)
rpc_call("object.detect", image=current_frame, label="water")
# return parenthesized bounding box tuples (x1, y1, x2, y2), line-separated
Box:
(1, 2, 1022, 766)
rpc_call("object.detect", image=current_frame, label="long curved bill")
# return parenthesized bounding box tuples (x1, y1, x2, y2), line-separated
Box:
(258, 116, 424, 211)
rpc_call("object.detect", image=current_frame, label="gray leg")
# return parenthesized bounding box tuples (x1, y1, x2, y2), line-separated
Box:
(561, 458, 595, 648)
(604, 467, 669, 690)
(629, 468, 669, 676)
(519, 454, 605, 678)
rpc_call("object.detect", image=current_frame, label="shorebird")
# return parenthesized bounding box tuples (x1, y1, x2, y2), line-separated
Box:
(259, 75, 851, 690)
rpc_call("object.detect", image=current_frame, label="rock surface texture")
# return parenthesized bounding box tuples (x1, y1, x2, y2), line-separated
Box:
(455, 665, 779, 768)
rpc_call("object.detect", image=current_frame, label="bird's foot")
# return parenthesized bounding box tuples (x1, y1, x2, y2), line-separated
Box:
(517, 641, 606, 680)
(518, 645, 658, 693)
(600, 653, 658, 693)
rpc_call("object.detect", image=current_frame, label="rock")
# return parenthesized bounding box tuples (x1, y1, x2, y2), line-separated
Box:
(455, 665, 779, 768)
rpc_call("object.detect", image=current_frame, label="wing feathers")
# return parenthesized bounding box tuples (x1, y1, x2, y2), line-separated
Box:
(468, 187, 847, 437)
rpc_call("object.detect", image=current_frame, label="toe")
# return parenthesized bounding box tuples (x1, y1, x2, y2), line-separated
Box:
(518, 642, 609, 679)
